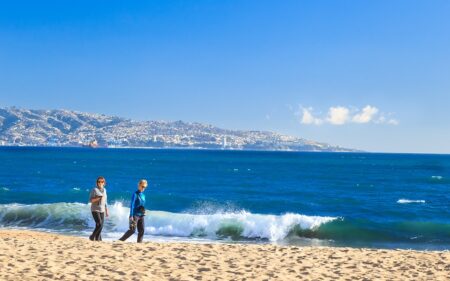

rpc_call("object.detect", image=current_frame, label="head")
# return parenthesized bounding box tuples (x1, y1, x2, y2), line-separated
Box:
(138, 179, 148, 192)
(96, 176, 106, 188)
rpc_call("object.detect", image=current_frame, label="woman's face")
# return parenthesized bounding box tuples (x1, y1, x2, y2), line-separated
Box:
(97, 179, 106, 188)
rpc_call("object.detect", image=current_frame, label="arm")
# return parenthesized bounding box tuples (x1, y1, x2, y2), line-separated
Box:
(105, 192, 109, 217)
(90, 196, 102, 203)
(90, 188, 103, 203)
(129, 193, 136, 219)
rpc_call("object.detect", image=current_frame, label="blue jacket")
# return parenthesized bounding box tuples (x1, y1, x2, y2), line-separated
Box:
(129, 190, 146, 217)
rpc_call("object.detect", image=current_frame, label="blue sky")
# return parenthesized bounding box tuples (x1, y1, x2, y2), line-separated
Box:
(0, 1, 449, 153)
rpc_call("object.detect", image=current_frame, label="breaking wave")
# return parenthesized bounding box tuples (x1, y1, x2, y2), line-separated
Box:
(0, 202, 336, 241)
(1, 202, 449, 247)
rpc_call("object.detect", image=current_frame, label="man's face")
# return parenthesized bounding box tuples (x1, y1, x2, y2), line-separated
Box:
(139, 183, 147, 191)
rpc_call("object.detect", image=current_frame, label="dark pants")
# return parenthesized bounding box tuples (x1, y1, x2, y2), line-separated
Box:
(119, 216, 145, 243)
(90, 212, 104, 241)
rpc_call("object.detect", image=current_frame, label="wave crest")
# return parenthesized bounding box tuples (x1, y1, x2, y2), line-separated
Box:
(0, 202, 337, 241)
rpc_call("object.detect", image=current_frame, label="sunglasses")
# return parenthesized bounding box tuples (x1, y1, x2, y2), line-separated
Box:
(97, 180, 105, 183)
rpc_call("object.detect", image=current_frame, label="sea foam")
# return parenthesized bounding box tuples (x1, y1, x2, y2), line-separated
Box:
(397, 199, 426, 204)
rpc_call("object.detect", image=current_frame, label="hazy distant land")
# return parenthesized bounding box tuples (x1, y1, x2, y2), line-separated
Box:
(0, 107, 356, 152)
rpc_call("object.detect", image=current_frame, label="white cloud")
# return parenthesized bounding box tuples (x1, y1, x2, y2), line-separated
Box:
(387, 119, 399, 125)
(298, 105, 398, 126)
(327, 106, 350, 125)
(300, 107, 323, 125)
(352, 105, 379, 123)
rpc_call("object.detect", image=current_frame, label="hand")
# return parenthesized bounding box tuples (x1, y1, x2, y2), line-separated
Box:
(105, 210, 109, 218)
(90, 195, 103, 203)
(129, 217, 134, 221)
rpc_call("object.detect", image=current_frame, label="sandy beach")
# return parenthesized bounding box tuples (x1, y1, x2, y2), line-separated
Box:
(0, 230, 448, 280)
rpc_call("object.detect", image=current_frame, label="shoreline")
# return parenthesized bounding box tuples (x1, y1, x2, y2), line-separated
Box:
(0, 144, 359, 153)
(2, 145, 450, 156)
(2, 226, 448, 252)
(1, 230, 449, 280)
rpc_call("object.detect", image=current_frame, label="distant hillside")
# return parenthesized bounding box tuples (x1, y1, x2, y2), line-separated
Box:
(0, 107, 356, 152)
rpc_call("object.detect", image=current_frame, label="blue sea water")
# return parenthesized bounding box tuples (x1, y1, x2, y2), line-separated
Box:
(0, 147, 449, 250)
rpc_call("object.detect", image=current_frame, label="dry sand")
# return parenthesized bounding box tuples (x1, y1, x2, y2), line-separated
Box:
(0, 230, 449, 281)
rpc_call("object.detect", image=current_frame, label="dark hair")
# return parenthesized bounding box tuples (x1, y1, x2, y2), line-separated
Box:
(96, 176, 106, 187)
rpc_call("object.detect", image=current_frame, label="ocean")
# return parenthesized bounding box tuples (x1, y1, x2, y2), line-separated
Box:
(0, 147, 449, 250)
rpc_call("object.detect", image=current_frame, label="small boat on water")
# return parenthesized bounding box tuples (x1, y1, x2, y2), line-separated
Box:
(82, 140, 99, 148)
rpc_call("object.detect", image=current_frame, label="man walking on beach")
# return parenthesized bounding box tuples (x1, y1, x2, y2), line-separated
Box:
(119, 179, 148, 243)
(89, 176, 109, 241)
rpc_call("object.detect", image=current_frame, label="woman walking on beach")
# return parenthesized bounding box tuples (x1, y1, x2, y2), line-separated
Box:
(119, 179, 148, 243)
(89, 176, 109, 241)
